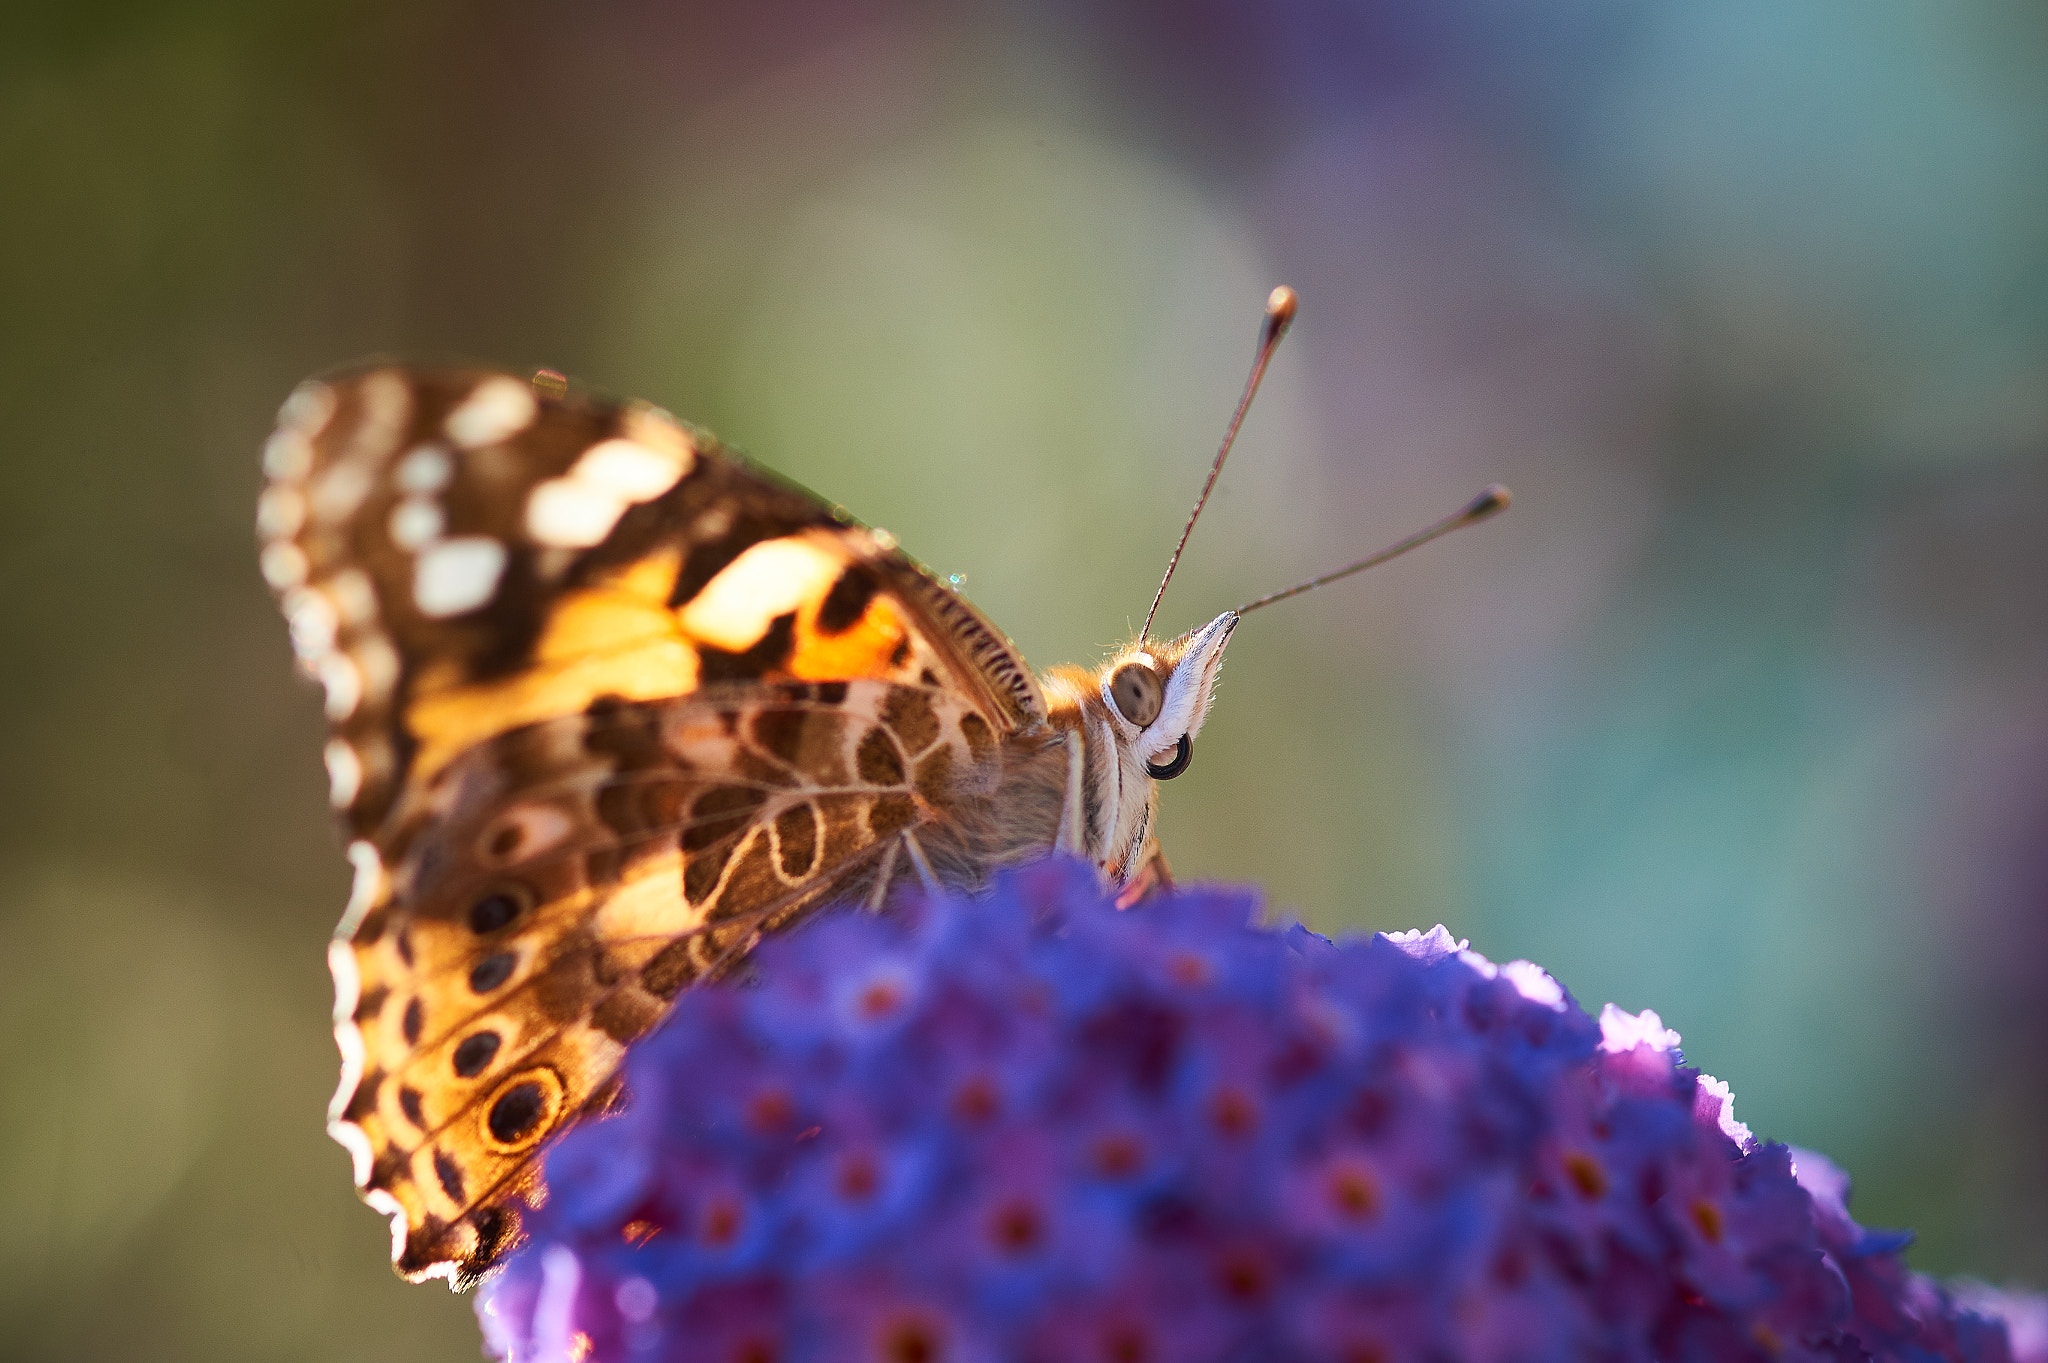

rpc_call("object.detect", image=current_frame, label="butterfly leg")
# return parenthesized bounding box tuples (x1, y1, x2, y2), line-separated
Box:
(865, 841, 901, 912)
(899, 830, 941, 893)
(1114, 847, 1175, 909)
(1054, 728, 1088, 855)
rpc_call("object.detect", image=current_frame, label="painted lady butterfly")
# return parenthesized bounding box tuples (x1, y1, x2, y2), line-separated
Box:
(259, 288, 1505, 1286)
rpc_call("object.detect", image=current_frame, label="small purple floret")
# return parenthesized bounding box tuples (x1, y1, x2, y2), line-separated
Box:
(477, 859, 2044, 1363)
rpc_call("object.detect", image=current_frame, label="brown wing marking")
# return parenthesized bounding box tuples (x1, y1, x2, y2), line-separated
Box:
(326, 678, 996, 1285)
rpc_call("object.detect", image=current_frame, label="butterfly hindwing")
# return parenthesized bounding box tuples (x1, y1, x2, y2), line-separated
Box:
(334, 681, 1001, 1280)
(262, 366, 1043, 1284)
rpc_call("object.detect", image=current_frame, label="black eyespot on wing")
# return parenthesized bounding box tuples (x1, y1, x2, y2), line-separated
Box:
(1145, 734, 1193, 780)
(469, 952, 517, 993)
(399, 1085, 425, 1128)
(468, 891, 521, 933)
(452, 1031, 501, 1077)
(817, 565, 878, 633)
(402, 998, 424, 1045)
(434, 1149, 466, 1203)
(488, 1083, 546, 1144)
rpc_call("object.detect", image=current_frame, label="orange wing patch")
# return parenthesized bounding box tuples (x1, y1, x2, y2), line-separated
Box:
(402, 529, 926, 797)
(404, 549, 698, 785)
(676, 528, 916, 682)
(787, 570, 914, 681)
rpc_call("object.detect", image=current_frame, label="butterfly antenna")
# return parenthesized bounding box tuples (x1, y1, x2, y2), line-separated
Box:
(1141, 285, 1298, 641)
(1234, 484, 1512, 617)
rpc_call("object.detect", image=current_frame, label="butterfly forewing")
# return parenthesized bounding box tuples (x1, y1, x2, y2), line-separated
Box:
(262, 366, 1043, 1284)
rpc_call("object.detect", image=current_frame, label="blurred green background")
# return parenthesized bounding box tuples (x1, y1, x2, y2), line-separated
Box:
(2, 2, 2043, 1358)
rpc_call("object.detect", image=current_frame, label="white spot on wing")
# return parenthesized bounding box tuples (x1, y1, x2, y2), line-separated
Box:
(327, 936, 372, 1182)
(389, 497, 445, 549)
(445, 376, 538, 448)
(678, 535, 843, 650)
(521, 431, 695, 550)
(337, 839, 386, 940)
(278, 380, 337, 436)
(366, 1189, 411, 1267)
(395, 443, 454, 492)
(259, 541, 308, 589)
(256, 486, 307, 539)
(318, 652, 363, 719)
(263, 428, 314, 481)
(324, 739, 363, 806)
(413, 536, 507, 617)
(570, 437, 690, 500)
(284, 587, 338, 659)
(525, 477, 629, 548)
(329, 1100, 375, 1188)
(328, 932, 363, 1042)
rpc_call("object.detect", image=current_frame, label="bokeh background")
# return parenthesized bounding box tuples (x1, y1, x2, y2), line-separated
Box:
(2, 2, 2043, 1358)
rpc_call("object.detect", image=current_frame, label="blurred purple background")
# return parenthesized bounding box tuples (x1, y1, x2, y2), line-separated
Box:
(1, 3, 2041, 1358)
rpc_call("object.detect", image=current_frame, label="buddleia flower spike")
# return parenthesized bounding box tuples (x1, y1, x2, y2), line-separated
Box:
(476, 861, 2047, 1363)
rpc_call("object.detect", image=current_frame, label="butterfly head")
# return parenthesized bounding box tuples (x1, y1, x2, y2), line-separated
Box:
(1038, 610, 1237, 892)
(1100, 609, 1238, 781)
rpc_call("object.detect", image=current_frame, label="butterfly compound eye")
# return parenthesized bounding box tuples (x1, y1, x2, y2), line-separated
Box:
(1109, 663, 1164, 727)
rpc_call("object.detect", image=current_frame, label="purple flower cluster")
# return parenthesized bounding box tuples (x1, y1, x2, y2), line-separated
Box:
(477, 859, 2044, 1363)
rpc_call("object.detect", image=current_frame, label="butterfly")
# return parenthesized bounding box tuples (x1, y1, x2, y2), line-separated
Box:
(259, 288, 1507, 1287)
